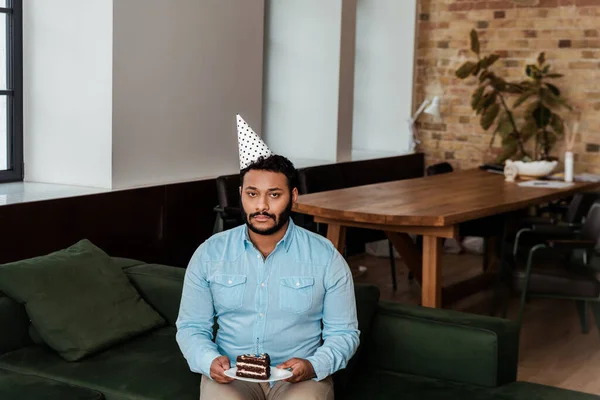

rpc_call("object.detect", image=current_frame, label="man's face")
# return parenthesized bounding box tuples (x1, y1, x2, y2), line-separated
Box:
(240, 170, 298, 236)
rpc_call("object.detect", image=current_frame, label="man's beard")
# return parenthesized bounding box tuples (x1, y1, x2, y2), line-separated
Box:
(241, 198, 293, 236)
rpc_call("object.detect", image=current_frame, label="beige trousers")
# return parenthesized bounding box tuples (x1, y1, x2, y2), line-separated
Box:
(199, 375, 334, 400)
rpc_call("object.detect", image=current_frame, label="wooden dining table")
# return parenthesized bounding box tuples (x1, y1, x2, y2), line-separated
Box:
(293, 168, 600, 308)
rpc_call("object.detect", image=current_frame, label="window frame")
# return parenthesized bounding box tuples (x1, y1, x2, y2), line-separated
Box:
(0, 0, 22, 183)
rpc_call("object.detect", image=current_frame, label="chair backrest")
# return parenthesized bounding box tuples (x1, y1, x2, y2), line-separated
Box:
(216, 174, 241, 209)
(582, 200, 600, 240)
(566, 192, 598, 224)
(426, 162, 454, 176)
(297, 164, 345, 195)
(214, 174, 244, 233)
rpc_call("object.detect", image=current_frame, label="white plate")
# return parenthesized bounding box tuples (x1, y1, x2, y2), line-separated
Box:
(224, 366, 293, 383)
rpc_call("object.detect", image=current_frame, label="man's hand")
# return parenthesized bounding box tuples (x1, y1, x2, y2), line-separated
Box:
(210, 355, 235, 384)
(276, 358, 316, 383)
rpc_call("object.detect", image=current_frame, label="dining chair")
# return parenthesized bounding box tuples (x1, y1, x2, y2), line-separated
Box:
(501, 200, 600, 333)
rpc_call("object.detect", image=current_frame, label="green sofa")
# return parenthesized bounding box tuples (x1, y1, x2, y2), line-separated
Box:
(0, 256, 598, 400)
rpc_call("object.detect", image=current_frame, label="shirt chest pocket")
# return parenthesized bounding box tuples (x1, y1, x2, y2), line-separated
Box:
(212, 274, 247, 311)
(279, 277, 314, 314)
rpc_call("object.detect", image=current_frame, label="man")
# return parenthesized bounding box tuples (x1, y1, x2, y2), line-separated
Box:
(176, 115, 359, 400)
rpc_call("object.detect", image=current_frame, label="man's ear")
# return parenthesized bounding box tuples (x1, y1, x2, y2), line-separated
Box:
(292, 187, 299, 203)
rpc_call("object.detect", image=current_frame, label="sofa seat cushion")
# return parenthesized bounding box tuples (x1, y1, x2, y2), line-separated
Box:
(0, 368, 103, 400)
(0, 239, 166, 361)
(341, 371, 600, 400)
(0, 327, 199, 400)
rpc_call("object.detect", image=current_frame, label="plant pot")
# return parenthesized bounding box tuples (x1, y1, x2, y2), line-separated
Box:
(505, 160, 557, 178)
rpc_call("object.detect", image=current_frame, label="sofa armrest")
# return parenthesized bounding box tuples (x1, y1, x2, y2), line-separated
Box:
(366, 302, 519, 388)
(123, 264, 185, 327)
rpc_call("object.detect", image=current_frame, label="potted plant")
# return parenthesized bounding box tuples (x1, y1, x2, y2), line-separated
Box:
(455, 30, 572, 176)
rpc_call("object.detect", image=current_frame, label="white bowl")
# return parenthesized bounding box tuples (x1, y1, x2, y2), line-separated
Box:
(505, 160, 557, 177)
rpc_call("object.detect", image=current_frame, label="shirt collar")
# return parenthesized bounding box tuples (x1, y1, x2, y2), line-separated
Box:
(243, 218, 295, 253)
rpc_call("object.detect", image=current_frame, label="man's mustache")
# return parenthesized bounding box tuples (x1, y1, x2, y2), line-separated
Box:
(250, 211, 276, 220)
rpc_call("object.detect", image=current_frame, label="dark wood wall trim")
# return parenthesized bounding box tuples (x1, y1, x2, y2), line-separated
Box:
(0, 153, 424, 266)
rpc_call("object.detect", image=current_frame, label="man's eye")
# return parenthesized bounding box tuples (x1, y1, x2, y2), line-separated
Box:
(271, 193, 280, 198)
(247, 192, 257, 197)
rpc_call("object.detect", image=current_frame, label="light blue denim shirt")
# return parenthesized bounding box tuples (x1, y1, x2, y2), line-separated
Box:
(175, 219, 359, 381)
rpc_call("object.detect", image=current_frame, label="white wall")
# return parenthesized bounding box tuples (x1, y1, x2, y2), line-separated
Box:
(262, 0, 344, 165)
(352, 0, 417, 154)
(23, 0, 113, 188)
(112, 0, 264, 189)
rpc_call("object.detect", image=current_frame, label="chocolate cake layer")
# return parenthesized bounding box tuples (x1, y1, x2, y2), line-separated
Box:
(235, 353, 271, 379)
(236, 370, 269, 379)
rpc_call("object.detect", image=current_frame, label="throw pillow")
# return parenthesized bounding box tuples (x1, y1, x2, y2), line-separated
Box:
(0, 239, 166, 361)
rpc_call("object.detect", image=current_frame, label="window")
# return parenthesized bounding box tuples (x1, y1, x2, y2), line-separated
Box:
(0, 0, 22, 183)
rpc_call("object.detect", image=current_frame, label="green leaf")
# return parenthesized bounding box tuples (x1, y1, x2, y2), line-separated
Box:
(490, 77, 507, 91)
(542, 65, 550, 74)
(526, 65, 533, 78)
(481, 103, 500, 130)
(532, 105, 552, 128)
(479, 71, 490, 83)
(542, 88, 572, 111)
(520, 120, 537, 142)
(495, 116, 513, 137)
(545, 73, 564, 79)
(481, 54, 500, 68)
(456, 61, 478, 79)
(537, 52, 546, 66)
(482, 92, 498, 109)
(513, 90, 535, 108)
(545, 83, 560, 96)
(471, 87, 485, 110)
(470, 29, 480, 55)
(504, 83, 524, 94)
(472, 61, 481, 76)
(550, 113, 564, 135)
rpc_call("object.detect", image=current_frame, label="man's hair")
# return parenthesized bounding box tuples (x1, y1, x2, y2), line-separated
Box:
(240, 155, 298, 192)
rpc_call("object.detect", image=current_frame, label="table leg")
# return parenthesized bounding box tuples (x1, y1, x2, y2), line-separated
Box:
(422, 235, 442, 308)
(386, 232, 422, 282)
(327, 223, 347, 253)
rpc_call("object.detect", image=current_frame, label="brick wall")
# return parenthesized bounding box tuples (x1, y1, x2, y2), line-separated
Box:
(415, 0, 600, 173)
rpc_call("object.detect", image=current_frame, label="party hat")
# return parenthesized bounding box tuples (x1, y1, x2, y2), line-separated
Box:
(237, 114, 272, 169)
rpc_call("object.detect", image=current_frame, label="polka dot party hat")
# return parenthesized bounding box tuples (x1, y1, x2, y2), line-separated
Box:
(237, 113, 272, 169)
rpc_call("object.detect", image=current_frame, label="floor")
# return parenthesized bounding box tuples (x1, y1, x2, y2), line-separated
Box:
(347, 250, 600, 395)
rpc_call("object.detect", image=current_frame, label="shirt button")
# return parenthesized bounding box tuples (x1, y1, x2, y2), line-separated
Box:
(259, 313, 264, 317)
(228, 280, 232, 284)
(261, 283, 265, 287)
(296, 282, 300, 287)
(257, 255, 261, 259)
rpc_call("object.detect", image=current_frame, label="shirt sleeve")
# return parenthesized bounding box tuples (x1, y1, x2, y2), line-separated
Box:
(175, 244, 222, 377)
(306, 250, 360, 381)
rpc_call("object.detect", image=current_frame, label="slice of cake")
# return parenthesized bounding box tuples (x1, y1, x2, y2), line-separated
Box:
(236, 353, 271, 379)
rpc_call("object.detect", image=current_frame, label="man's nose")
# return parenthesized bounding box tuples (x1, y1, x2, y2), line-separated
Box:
(256, 195, 269, 211)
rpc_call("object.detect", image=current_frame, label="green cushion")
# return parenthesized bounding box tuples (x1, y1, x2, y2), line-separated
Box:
(0, 368, 103, 400)
(0, 327, 199, 400)
(367, 302, 519, 387)
(123, 264, 185, 326)
(0, 239, 166, 361)
(343, 371, 600, 400)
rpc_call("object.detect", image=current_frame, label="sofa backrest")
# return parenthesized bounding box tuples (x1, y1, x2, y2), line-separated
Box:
(332, 283, 381, 391)
(0, 292, 31, 355)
